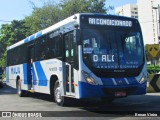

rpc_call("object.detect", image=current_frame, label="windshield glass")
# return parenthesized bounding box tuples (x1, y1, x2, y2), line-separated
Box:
(82, 29, 144, 69)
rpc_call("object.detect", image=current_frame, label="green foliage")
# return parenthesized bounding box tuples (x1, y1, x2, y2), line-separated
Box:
(0, 20, 31, 67)
(61, 0, 107, 18)
(25, 3, 63, 33)
(25, 0, 108, 33)
(147, 64, 160, 74)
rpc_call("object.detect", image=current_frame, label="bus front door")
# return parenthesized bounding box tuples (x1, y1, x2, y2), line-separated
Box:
(64, 32, 76, 96)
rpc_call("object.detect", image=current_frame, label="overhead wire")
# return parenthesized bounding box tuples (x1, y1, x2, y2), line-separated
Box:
(0, 20, 11, 22)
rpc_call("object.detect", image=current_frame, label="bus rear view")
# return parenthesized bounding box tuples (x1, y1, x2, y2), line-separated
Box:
(78, 14, 147, 101)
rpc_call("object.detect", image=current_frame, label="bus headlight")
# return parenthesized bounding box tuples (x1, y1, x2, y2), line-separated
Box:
(139, 75, 147, 83)
(82, 71, 97, 85)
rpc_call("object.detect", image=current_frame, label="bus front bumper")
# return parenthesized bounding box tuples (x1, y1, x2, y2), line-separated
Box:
(78, 81, 147, 99)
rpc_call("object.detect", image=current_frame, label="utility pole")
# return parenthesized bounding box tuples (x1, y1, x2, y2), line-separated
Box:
(152, 4, 160, 73)
(158, 4, 160, 43)
(153, 4, 160, 43)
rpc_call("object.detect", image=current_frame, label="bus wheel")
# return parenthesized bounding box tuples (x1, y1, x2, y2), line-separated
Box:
(17, 80, 25, 97)
(101, 97, 114, 104)
(54, 81, 68, 106)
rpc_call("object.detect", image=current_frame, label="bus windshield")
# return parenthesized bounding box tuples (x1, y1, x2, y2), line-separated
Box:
(82, 29, 144, 70)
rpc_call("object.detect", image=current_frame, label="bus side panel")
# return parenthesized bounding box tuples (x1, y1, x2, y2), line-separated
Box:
(32, 59, 63, 94)
(6, 65, 21, 89)
(73, 68, 80, 98)
(6, 66, 18, 89)
(33, 61, 47, 93)
(6, 64, 30, 90)
(6, 67, 10, 86)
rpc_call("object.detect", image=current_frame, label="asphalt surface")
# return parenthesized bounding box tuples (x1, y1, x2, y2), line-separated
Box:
(0, 84, 160, 120)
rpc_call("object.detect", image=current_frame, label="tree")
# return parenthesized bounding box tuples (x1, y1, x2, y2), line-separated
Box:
(25, 0, 63, 33)
(0, 20, 31, 67)
(25, 0, 109, 33)
(61, 0, 107, 18)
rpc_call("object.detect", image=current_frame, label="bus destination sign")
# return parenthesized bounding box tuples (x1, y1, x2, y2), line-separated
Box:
(88, 18, 132, 27)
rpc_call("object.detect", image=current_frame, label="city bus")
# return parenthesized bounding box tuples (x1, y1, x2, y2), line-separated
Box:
(6, 13, 147, 106)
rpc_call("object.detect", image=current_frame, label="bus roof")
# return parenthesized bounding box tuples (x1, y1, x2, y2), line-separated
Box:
(7, 13, 136, 50)
(7, 13, 80, 50)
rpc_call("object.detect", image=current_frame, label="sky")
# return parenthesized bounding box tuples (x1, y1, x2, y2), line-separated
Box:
(0, 0, 137, 26)
(106, 0, 137, 14)
(0, 0, 43, 26)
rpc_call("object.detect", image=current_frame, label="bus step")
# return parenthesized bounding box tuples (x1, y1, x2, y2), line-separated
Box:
(28, 90, 34, 93)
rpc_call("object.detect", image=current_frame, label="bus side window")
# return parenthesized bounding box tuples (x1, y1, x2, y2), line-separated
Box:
(35, 40, 38, 61)
(65, 34, 69, 58)
(55, 37, 62, 57)
(35, 36, 46, 61)
(41, 39, 46, 60)
(47, 36, 62, 59)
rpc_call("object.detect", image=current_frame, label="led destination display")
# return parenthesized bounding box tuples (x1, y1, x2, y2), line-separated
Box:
(88, 18, 132, 27)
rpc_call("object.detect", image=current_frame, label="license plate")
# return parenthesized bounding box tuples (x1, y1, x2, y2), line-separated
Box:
(115, 92, 126, 97)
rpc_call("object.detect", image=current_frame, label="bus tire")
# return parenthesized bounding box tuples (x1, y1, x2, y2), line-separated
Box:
(101, 97, 114, 104)
(17, 80, 26, 97)
(54, 81, 68, 106)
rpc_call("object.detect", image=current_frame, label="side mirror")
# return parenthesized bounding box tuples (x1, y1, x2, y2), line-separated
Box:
(74, 29, 81, 45)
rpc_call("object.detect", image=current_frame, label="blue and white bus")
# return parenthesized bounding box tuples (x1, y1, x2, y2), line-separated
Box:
(6, 13, 147, 106)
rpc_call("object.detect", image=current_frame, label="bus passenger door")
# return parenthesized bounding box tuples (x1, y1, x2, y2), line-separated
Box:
(27, 44, 34, 91)
(64, 32, 76, 96)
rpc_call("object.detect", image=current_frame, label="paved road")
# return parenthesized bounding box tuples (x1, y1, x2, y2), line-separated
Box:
(0, 84, 160, 119)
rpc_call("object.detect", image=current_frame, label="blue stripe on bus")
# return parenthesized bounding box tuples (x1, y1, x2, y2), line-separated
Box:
(35, 31, 42, 38)
(101, 78, 114, 85)
(127, 77, 139, 84)
(115, 77, 138, 85)
(34, 62, 47, 86)
(30, 35, 35, 41)
(24, 31, 42, 44)
(23, 64, 28, 84)
(24, 38, 29, 43)
(101, 77, 138, 86)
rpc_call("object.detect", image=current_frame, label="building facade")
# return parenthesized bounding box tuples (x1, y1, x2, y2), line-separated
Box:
(138, 0, 160, 45)
(115, 0, 160, 45)
(115, 4, 138, 19)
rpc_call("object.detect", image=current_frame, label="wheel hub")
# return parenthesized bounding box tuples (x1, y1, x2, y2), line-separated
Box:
(55, 87, 62, 103)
